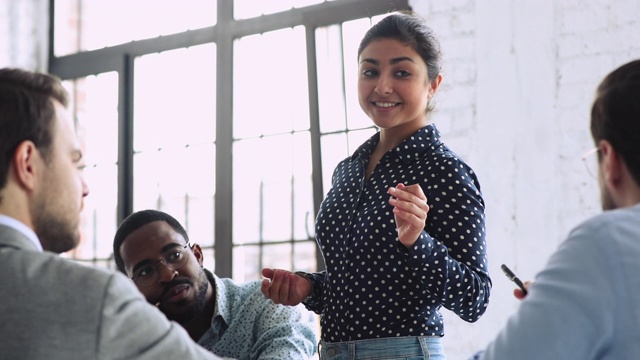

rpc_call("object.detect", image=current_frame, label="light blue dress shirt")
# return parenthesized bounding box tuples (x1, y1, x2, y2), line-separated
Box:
(198, 270, 318, 359)
(473, 204, 640, 359)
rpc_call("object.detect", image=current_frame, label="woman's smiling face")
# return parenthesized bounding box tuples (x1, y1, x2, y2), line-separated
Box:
(357, 38, 440, 131)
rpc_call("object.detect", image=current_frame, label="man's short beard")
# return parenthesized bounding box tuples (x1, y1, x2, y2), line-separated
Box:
(167, 269, 209, 324)
(33, 210, 79, 253)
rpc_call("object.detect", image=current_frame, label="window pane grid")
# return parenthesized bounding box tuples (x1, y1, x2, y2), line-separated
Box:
(51, 0, 411, 280)
(232, 132, 314, 242)
(54, 0, 218, 56)
(62, 73, 119, 267)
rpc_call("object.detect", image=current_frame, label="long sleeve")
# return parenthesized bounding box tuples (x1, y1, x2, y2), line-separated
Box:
(199, 277, 317, 359)
(475, 207, 640, 359)
(98, 273, 223, 360)
(0, 228, 224, 360)
(251, 302, 318, 359)
(404, 155, 491, 322)
(298, 270, 327, 314)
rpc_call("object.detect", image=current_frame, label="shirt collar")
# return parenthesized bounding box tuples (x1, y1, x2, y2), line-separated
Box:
(352, 123, 442, 164)
(204, 269, 226, 326)
(0, 214, 43, 252)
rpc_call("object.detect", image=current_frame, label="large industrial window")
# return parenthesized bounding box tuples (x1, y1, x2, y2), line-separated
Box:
(51, 0, 411, 280)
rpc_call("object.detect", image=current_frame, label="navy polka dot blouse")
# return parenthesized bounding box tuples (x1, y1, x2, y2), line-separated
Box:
(299, 124, 491, 342)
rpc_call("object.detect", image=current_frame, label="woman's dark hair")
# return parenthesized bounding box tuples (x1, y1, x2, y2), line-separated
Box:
(358, 10, 442, 82)
(113, 209, 190, 274)
(0, 68, 69, 195)
(590, 59, 640, 186)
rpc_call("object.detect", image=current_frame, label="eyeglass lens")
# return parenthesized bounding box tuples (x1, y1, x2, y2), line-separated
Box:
(133, 245, 188, 286)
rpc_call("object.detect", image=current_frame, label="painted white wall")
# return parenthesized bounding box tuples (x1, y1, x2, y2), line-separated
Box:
(410, 0, 640, 357)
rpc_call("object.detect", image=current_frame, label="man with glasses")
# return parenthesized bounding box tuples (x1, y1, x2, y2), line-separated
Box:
(0, 68, 222, 359)
(472, 59, 640, 359)
(113, 209, 318, 360)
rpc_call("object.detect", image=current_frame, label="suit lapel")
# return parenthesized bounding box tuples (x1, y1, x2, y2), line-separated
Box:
(0, 224, 38, 251)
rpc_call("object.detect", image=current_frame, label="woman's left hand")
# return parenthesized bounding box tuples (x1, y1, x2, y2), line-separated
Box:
(388, 183, 429, 248)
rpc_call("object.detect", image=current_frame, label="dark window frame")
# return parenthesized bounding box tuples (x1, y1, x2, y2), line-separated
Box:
(48, 0, 410, 278)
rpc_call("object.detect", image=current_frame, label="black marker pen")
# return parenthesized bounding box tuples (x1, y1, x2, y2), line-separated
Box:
(501, 264, 528, 295)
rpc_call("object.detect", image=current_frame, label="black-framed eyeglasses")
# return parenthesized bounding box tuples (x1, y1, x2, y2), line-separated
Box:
(581, 147, 600, 179)
(130, 244, 190, 287)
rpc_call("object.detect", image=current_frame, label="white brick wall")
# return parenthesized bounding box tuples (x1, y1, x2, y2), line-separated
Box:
(0, 0, 48, 71)
(411, 0, 640, 357)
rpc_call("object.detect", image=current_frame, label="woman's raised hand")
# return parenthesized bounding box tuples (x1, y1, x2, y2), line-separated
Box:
(388, 183, 429, 248)
(260, 268, 312, 306)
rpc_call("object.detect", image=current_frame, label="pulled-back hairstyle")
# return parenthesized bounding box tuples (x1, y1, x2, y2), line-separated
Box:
(0, 68, 69, 198)
(113, 209, 190, 274)
(590, 59, 640, 187)
(358, 10, 442, 82)
(357, 11, 442, 113)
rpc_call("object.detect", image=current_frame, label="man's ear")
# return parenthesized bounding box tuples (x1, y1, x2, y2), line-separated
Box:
(190, 243, 204, 267)
(599, 140, 623, 189)
(11, 141, 40, 191)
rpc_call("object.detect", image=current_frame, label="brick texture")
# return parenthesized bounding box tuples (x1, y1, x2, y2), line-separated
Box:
(0, 0, 47, 71)
(411, 0, 640, 357)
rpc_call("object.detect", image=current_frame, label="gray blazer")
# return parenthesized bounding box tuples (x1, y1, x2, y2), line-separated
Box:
(0, 224, 223, 360)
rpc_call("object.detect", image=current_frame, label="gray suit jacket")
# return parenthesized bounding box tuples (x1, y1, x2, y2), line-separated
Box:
(0, 224, 223, 360)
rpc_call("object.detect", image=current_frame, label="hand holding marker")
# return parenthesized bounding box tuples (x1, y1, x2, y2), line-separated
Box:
(501, 264, 528, 296)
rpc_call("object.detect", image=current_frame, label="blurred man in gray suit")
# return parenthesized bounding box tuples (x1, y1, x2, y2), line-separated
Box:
(0, 67, 225, 360)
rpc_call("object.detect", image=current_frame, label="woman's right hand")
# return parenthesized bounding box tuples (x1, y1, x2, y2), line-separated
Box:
(260, 268, 312, 306)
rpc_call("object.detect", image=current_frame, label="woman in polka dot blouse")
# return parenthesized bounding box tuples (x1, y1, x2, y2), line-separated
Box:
(262, 10, 491, 360)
